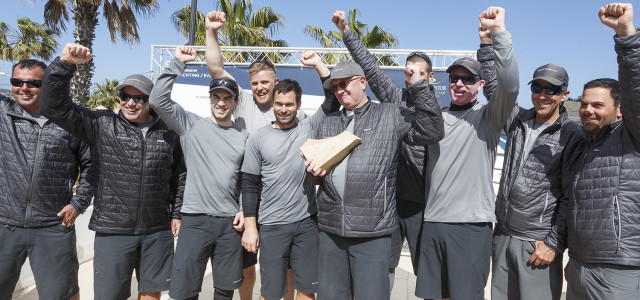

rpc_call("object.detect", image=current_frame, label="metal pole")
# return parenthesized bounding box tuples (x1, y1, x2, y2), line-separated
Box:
(188, 0, 197, 45)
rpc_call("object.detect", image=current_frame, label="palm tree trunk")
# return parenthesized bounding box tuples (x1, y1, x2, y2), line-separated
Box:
(71, 2, 99, 106)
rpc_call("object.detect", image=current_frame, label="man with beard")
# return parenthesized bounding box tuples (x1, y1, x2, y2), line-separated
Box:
(39, 43, 185, 300)
(148, 46, 248, 300)
(0, 58, 93, 300)
(240, 50, 338, 300)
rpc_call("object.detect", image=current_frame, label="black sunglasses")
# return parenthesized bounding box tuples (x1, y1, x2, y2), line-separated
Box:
(249, 60, 275, 70)
(530, 83, 565, 95)
(331, 76, 360, 91)
(10, 78, 42, 88)
(119, 91, 149, 104)
(449, 74, 480, 85)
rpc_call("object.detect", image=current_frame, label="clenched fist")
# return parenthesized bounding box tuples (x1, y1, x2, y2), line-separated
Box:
(60, 43, 92, 65)
(599, 3, 635, 36)
(479, 7, 506, 34)
(206, 11, 226, 32)
(332, 11, 349, 33)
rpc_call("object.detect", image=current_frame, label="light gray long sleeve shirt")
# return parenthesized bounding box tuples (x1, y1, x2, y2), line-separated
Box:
(424, 31, 519, 223)
(149, 57, 249, 217)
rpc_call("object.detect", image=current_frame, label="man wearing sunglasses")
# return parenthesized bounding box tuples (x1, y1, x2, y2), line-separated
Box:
(148, 45, 248, 300)
(331, 10, 447, 286)
(478, 31, 585, 300)
(0, 59, 94, 300)
(39, 43, 186, 300)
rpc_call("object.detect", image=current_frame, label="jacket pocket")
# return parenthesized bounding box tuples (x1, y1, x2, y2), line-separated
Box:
(612, 194, 621, 251)
(539, 189, 550, 225)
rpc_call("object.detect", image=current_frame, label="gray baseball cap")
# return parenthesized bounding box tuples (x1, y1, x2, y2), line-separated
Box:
(116, 74, 154, 95)
(323, 62, 365, 89)
(446, 57, 481, 76)
(528, 64, 569, 87)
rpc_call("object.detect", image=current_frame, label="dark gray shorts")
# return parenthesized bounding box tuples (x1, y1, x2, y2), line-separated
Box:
(317, 231, 391, 300)
(491, 227, 563, 300)
(0, 224, 79, 300)
(94, 230, 174, 299)
(415, 222, 492, 300)
(259, 216, 319, 300)
(566, 259, 640, 300)
(169, 215, 243, 299)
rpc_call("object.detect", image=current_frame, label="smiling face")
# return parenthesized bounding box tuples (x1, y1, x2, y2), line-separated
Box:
(11, 66, 44, 113)
(209, 89, 237, 123)
(448, 67, 484, 106)
(580, 87, 621, 139)
(531, 80, 569, 124)
(273, 90, 299, 129)
(120, 86, 152, 123)
(331, 76, 368, 111)
(250, 70, 277, 107)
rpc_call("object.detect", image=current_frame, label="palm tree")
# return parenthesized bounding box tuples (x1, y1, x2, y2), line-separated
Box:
(87, 78, 120, 111)
(41, 0, 158, 106)
(170, 0, 287, 62)
(0, 17, 59, 62)
(303, 9, 399, 65)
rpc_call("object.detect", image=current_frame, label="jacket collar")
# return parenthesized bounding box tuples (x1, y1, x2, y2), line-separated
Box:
(592, 120, 622, 143)
(517, 104, 569, 131)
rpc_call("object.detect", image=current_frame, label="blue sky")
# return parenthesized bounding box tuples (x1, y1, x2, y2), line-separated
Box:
(0, 0, 622, 108)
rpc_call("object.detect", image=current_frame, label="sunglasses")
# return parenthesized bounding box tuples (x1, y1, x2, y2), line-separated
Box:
(530, 83, 565, 95)
(10, 78, 42, 88)
(449, 74, 480, 85)
(210, 78, 239, 92)
(331, 76, 361, 92)
(249, 60, 275, 70)
(119, 91, 149, 104)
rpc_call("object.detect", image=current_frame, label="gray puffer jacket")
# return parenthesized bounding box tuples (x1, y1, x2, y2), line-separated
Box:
(315, 79, 443, 238)
(0, 95, 94, 228)
(342, 29, 447, 204)
(566, 32, 640, 267)
(40, 58, 186, 235)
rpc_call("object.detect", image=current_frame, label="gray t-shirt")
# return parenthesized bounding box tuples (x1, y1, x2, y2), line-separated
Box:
(134, 119, 154, 138)
(522, 120, 552, 163)
(241, 107, 327, 225)
(25, 111, 48, 128)
(233, 88, 306, 134)
(149, 57, 249, 216)
(331, 112, 354, 201)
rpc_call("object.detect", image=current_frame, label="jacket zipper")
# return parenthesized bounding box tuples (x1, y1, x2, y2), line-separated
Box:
(134, 128, 146, 234)
(539, 189, 549, 225)
(24, 126, 43, 227)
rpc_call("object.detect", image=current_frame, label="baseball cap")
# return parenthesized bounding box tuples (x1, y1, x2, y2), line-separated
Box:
(407, 52, 433, 67)
(323, 62, 365, 89)
(209, 77, 239, 98)
(528, 64, 569, 88)
(446, 57, 481, 76)
(116, 74, 154, 95)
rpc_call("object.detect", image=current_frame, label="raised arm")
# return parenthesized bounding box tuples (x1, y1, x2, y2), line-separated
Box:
(333, 10, 403, 104)
(149, 46, 201, 135)
(205, 11, 235, 80)
(604, 3, 640, 145)
(398, 75, 444, 146)
(479, 7, 519, 133)
(40, 43, 101, 145)
(300, 50, 340, 130)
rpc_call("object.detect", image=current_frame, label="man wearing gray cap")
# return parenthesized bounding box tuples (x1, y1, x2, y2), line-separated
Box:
(414, 7, 519, 300)
(39, 43, 185, 300)
(479, 34, 585, 298)
(304, 57, 443, 299)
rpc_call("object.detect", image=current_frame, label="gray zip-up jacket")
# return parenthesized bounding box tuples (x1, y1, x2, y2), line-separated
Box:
(342, 29, 447, 205)
(315, 79, 444, 238)
(565, 31, 640, 267)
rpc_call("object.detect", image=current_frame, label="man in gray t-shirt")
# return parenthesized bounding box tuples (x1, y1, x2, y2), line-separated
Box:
(149, 46, 248, 300)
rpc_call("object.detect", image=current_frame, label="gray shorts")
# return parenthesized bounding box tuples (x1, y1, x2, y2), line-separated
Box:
(0, 224, 79, 300)
(491, 227, 563, 300)
(415, 222, 492, 300)
(566, 259, 640, 300)
(317, 231, 391, 300)
(259, 216, 319, 300)
(94, 230, 174, 299)
(169, 215, 243, 299)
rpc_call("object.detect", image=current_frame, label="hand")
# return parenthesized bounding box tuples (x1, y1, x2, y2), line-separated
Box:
(233, 211, 245, 232)
(478, 23, 492, 44)
(479, 7, 506, 34)
(300, 152, 327, 177)
(242, 223, 260, 253)
(404, 64, 422, 86)
(332, 11, 350, 33)
(175, 46, 197, 64)
(300, 50, 322, 67)
(205, 11, 226, 32)
(599, 3, 635, 36)
(57, 204, 79, 227)
(171, 219, 181, 237)
(528, 240, 557, 266)
(60, 43, 92, 65)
